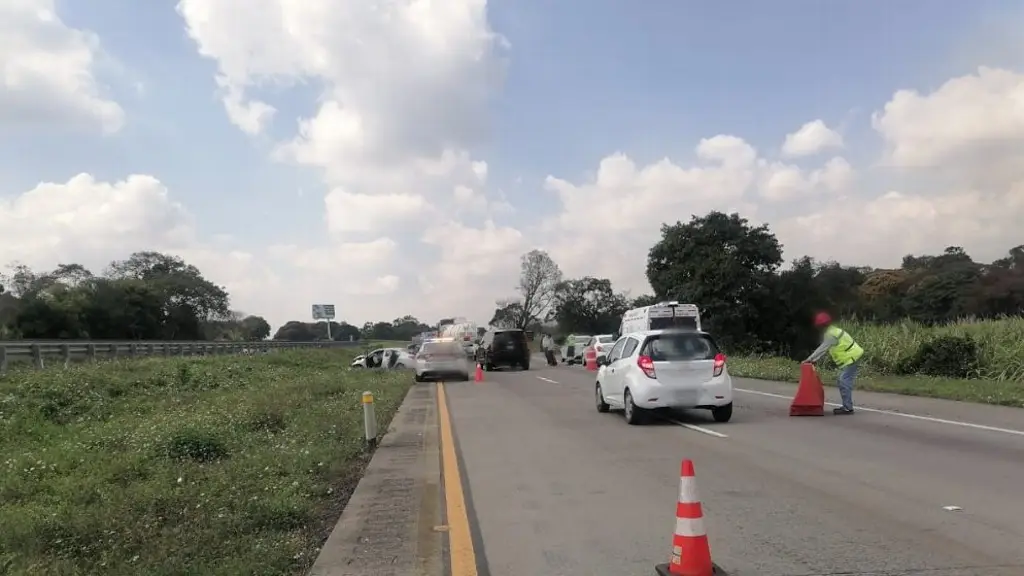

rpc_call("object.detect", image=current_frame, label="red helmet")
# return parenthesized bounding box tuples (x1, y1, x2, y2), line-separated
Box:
(813, 312, 832, 327)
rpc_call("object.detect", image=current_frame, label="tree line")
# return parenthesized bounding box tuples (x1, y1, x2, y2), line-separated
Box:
(489, 211, 1024, 359)
(0, 252, 271, 341)
(272, 315, 437, 342)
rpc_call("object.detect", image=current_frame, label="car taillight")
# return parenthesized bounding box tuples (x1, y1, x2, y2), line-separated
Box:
(637, 355, 657, 379)
(713, 353, 726, 377)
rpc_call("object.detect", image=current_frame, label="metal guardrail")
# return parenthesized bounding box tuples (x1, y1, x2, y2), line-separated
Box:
(0, 340, 361, 375)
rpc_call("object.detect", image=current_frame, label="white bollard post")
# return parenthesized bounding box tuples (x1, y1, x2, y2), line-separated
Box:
(362, 391, 378, 448)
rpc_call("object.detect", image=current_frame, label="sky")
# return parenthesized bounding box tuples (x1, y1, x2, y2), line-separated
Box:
(2, 0, 1023, 331)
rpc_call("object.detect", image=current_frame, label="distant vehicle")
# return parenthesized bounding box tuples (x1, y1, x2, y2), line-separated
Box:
(440, 320, 477, 357)
(415, 339, 470, 382)
(619, 301, 701, 335)
(561, 334, 592, 365)
(476, 328, 531, 371)
(351, 347, 414, 370)
(594, 329, 732, 425)
(581, 334, 617, 363)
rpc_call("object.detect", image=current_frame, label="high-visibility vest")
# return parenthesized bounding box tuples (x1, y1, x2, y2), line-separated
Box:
(567, 335, 576, 346)
(826, 325, 864, 367)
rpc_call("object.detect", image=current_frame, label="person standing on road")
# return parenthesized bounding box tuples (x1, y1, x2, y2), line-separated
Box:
(566, 333, 576, 364)
(541, 333, 557, 366)
(804, 312, 864, 415)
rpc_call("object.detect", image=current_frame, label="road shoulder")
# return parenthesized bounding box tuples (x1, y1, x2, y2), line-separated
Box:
(309, 383, 444, 576)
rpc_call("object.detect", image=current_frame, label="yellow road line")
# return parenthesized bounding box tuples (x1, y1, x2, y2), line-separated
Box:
(437, 382, 478, 576)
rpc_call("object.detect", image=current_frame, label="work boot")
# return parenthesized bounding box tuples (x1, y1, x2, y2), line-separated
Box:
(833, 407, 855, 415)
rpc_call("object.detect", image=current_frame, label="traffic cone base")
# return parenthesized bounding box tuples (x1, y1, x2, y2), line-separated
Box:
(473, 363, 484, 383)
(655, 563, 729, 576)
(790, 362, 825, 416)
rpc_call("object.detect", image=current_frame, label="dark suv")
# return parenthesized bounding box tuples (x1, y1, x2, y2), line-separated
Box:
(475, 328, 530, 371)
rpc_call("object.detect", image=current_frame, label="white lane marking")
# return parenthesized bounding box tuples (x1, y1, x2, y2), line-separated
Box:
(536, 376, 559, 384)
(735, 388, 1024, 437)
(666, 418, 729, 438)
(942, 505, 963, 512)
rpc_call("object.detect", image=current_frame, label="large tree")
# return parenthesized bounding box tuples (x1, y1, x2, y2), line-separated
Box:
(552, 276, 629, 335)
(646, 211, 783, 351)
(503, 250, 563, 329)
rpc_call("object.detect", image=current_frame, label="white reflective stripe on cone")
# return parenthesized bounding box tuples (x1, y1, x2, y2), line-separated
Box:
(678, 476, 700, 504)
(674, 515, 707, 538)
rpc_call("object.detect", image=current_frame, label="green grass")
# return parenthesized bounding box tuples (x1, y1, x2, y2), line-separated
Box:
(839, 317, 1024, 381)
(0, 349, 413, 575)
(728, 355, 1024, 408)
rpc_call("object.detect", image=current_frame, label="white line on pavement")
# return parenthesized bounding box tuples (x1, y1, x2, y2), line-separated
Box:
(536, 376, 559, 384)
(735, 388, 1024, 437)
(665, 419, 729, 438)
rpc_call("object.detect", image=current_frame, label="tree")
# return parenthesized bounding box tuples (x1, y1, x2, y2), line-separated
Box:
(506, 250, 563, 329)
(552, 276, 629, 335)
(646, 211, 783, 351)
(489, 301, 525, 329)
(630, 294, 660, 308)
(240, 315, 272, 340)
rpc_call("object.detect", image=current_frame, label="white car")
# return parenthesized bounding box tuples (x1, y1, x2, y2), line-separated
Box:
(415, 340, 470, 382)
(594, 329, 733, 425)
(351, 348, 414, 369)
(561, 335, 591, 365)
(583, 334, 617, 363)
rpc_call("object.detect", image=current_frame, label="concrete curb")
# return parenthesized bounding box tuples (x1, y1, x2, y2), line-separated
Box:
(309, 383, 443, 576)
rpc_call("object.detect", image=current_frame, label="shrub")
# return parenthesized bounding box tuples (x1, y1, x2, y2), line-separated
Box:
(897, 335, 980, 379)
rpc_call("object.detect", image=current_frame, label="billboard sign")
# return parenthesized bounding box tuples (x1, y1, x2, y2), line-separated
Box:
(311, 304, 336, 320)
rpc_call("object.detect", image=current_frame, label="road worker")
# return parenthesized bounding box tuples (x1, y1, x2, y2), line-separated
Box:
(565, 333, 577, 364)
(803, 312, 864, 415)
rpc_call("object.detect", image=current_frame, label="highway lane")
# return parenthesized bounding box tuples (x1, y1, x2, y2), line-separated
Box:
(442, 356, 1024, 576)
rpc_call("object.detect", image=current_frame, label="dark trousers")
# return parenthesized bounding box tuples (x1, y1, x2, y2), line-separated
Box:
(545, 349, 557, 366)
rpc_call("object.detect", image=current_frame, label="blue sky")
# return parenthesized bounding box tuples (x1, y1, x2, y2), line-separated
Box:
(2, 0, 1023, 328)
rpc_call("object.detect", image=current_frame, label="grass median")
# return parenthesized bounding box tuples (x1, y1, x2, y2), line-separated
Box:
(728, 355, 1024, 408)
(0, 349, 413, 575)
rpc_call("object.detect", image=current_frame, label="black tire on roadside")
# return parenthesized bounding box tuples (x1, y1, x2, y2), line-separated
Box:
(624, 389, 645, 425)
(711, 402, 733, 423)
(595, 383, 610, 413)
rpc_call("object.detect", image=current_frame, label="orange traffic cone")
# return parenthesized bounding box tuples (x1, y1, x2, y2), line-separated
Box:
(474, 363, 484, 383)
(655, 460, 721, 576)
(585, 349, 598, 371)
(789, 362, 825, 416)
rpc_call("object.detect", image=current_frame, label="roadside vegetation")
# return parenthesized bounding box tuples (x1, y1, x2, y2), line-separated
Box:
(0, 348, 412, 575)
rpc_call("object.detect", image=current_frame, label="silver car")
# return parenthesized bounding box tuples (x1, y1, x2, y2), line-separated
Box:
(415, 340, 470, 382)
(351, 348, 414, 369)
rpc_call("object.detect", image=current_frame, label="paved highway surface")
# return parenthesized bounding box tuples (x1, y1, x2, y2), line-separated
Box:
(442, 356, 1024, 576)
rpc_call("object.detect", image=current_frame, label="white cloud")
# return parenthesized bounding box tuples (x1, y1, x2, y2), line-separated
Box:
(781, 120, 844, 158)
(324, 189, 430, 234)
(0, 0, 124, 132)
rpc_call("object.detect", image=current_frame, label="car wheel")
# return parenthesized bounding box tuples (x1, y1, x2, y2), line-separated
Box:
(484, 362, 494, 371)
(623, 389, 644, 425)
(711, 402, 733, 423)
(521, 361, 530, 370)
(460, 372, 471, 382)
(595, 383, 610, 413)
(414, 373, 424, 383)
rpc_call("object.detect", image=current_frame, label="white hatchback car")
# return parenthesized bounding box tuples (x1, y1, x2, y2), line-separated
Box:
(594, 329, 733, 425)
(414, 340, 470, 382)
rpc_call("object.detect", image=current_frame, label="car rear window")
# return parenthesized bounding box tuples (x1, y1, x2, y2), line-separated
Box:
(597, 335, 616, 343)
(420, 342, 461, 356)
(641, 333, 719, 362)
(649, 316, 699, 330)
(494, 330, 526, 345)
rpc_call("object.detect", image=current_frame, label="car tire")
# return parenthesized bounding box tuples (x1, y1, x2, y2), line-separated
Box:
(623, 389, 644, 425)
(595, 383, 610, 413)
(484, 362, 494, 371)
(414, 373, 424, 383)
(711, 402, 733, 423)
(521, 361, 530, 370)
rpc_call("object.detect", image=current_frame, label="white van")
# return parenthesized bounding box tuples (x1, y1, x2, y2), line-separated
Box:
(619, 301, 701, 335)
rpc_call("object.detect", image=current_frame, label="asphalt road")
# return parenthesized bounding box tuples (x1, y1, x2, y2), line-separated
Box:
(443, 356, 1024, 576)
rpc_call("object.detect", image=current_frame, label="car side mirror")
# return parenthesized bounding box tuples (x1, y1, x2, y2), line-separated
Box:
(597, 356, 609, 367)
